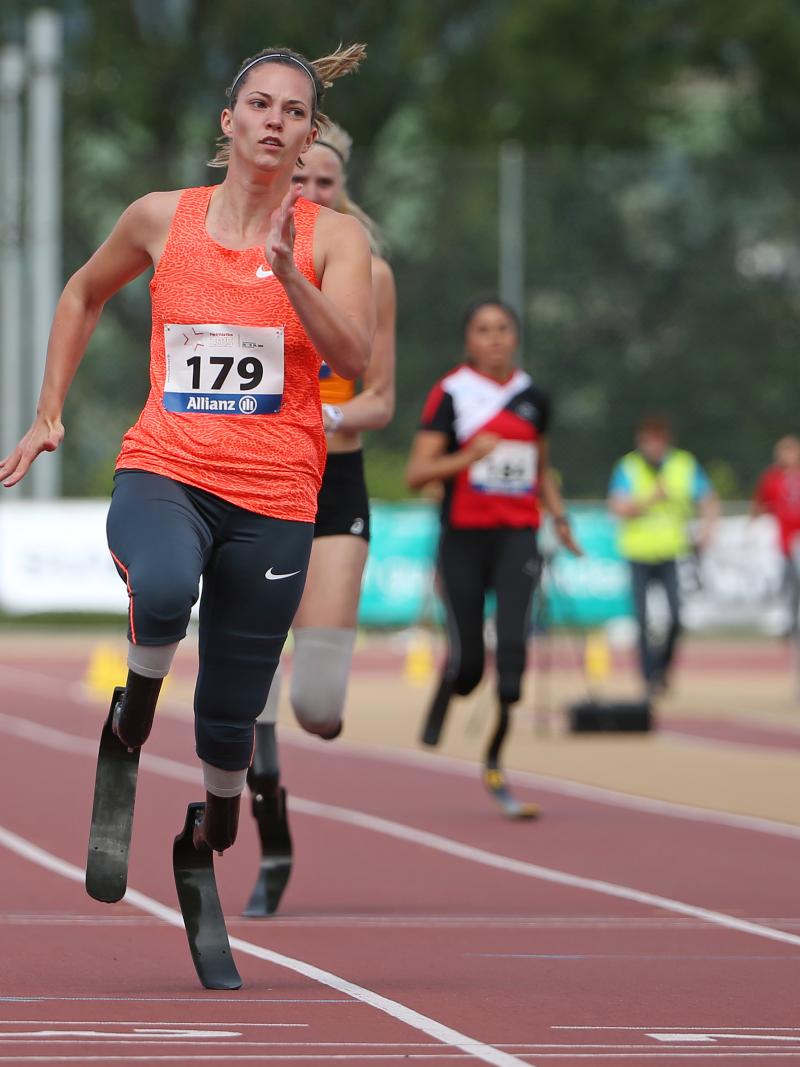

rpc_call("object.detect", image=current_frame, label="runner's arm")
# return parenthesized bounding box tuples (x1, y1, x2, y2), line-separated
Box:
(538, 438, 582, 556)
(327, 256, 396, 433)
(405, 430, 498, 490)
(270, 192, 373, 380)
(1, 194, 169, 488)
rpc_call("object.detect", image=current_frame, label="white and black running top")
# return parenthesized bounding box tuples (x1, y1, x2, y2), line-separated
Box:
(419, 364, 551, 530)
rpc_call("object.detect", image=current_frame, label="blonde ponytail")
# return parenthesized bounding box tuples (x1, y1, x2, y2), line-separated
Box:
(311, 43, 367, 90)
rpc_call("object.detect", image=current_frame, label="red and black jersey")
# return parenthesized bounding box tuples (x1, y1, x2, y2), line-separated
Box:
(754, 465, 800, 556)
(419, 364, 551, 530)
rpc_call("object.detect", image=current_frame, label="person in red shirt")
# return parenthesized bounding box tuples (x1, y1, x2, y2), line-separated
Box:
(752, 435, 800, 635)
(406, 298, 580, 817)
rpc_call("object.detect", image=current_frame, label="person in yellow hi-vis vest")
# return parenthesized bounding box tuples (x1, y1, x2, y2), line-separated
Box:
(608, 416, 718, 696)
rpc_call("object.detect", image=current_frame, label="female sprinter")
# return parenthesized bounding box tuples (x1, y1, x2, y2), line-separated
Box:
(406, 298, 581, 818)
(245, 123, 396, 915)
(0, 46, 373, 866)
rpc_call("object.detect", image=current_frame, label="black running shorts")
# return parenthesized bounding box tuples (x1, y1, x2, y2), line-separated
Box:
(314, 449, 371, 542)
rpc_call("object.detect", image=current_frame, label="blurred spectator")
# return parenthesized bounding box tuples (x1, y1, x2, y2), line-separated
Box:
(752, 435, 800, 637)
(608, 416, 719, 697)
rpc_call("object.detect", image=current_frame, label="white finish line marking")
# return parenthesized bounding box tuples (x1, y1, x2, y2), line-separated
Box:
(0, 833, 527, 1067)
(2, 1053, 800, 1062)
(0, 710, 798, 953)
(649, 1034, 800, 1044)
(3, 1029, 239, 1039)
(0, 1021, 307, 1028)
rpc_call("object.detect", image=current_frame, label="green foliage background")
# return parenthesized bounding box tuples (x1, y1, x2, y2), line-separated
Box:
(3, 0, 800, 499)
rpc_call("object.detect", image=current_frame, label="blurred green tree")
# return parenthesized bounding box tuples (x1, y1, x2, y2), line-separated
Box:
(2, 0, 800, 498)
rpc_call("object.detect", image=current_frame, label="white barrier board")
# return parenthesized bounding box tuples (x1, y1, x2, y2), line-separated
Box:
(0, 500, 126, 614)
(0, 500, 791, 634)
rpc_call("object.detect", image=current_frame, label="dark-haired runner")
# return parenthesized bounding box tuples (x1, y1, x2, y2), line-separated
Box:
(407, 299, 580, 817)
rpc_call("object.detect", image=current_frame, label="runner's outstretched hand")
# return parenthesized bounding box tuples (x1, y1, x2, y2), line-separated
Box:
(0, 416, 64, 488)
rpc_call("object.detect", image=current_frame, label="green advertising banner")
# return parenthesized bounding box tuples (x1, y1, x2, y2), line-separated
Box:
(359, 501, 440, 626)
(359, 502, 633, 628)
(541, 507, 633, 626)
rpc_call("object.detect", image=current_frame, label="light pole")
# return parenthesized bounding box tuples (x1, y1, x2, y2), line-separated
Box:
(498, 140, 525, 332)
(26, 8, 63, 499)
(0, 44, 25, 467)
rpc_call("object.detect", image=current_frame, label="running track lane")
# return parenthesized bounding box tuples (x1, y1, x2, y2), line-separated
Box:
(0, 671, 798, 1064)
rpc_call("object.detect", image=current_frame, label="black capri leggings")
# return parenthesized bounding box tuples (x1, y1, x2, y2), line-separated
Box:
(107, 470, 314, 771)
(437, 526, 540, 705)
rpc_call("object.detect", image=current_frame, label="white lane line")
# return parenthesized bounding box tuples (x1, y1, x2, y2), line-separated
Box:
(8, 1042, 799, 1049)
(289, 796, 800, 950)
(3, 666, 800, 843)
(6, 717, 800, 955)
(0, 998, 350, 1004)
(281, 727, 800, 841)
(10, 914, 800, 930)
(0, 834, 528, 1067)
(1, 1053, 800, 1062)
(1, 713, 799, 951)
(0, 1022, 312, 1027)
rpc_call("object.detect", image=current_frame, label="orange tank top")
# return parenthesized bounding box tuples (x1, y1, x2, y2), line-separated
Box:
(319, 361, 356, 405)
(116, 187, 326, 522)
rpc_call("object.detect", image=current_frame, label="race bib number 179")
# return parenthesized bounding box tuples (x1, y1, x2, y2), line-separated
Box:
(163, 323, 284, 415)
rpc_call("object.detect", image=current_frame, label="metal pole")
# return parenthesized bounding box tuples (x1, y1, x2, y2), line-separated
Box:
(26, 8, 63, 498)
(498, 140, 525, 331)
(0, 45, 25, 465)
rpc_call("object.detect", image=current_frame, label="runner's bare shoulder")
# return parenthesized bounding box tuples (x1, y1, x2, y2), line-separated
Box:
(312, 205, 371, 278)
(117, 190, 185, 255)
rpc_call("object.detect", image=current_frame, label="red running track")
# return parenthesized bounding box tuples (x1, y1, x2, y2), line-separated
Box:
(0, 659, 799, 1066)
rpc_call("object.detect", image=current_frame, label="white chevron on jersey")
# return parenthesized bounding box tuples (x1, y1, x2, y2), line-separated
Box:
(442, 366, 532, 443)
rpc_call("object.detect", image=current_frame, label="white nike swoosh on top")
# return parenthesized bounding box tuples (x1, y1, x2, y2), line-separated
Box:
(264, 567, 301, 581)
(256, 265, 274, 279)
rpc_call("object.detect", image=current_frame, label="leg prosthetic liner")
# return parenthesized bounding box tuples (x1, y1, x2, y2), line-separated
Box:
(290, 627, 356, 740)
(243, 669, 293, 917)
(86, 643, 176, 903)
(482, 701, 540, 820)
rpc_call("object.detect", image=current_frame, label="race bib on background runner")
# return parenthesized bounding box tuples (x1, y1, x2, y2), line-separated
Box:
(163, 323, 284, 415)
(469, 440, 537, 495)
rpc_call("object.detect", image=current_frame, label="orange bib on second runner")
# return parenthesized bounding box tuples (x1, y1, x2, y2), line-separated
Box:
(319, 361, 356, 405)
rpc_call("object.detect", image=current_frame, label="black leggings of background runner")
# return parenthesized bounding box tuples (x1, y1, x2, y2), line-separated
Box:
(107, 470, 313, 770)
(437, 526, 540, 704)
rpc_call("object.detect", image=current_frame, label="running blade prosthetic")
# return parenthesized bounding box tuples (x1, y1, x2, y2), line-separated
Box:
(173, 802, 242, 990)
(86, 687, 140, 903)
(242, 784, 293, 917)
(482, 768, 540, 820)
